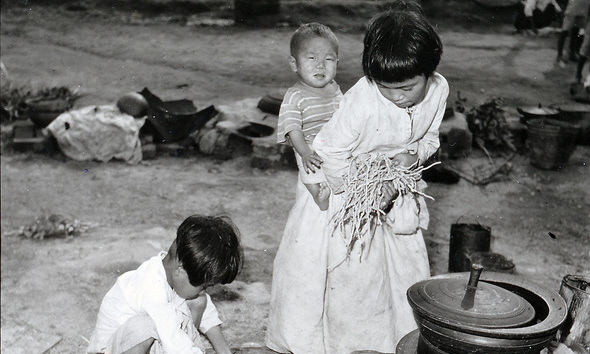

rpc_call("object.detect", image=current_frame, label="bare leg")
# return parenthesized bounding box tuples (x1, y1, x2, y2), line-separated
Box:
(557, 30, 568, 60)
(576, 56, 587, 82)
(570, 27, 582, 61)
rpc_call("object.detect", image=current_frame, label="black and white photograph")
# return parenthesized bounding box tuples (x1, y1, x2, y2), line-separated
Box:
(1, 0, 589, 353)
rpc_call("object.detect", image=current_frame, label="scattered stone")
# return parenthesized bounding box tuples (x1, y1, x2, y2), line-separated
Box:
(12, 137, 47, 153)
(154, 139, 200, 158)
(140, 133, 154, 145)
(141, 143, 157, 160)
(251, 139, 281, 169)
(12, 120, 37, 139)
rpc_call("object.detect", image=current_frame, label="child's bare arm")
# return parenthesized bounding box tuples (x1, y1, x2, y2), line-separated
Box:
(204, 325, 233, 354)
(187, 295, 231, 353)
(186, 295, 207, 328)
(287, 130, 323, 173)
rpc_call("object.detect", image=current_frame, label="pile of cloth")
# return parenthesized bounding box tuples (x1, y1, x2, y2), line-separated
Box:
(46, 104, 144, 164)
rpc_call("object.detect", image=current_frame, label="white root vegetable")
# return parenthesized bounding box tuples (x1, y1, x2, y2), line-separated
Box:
(332, 154, 438, 257)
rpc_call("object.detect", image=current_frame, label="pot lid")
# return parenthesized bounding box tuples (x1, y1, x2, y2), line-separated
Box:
(407, 265, 536, 329)
(517, 105, 559, 116)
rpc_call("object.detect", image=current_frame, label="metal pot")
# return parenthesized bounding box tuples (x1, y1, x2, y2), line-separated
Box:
(553, 103, 590, 145)
(24, 97, 71, 128)
(553, 103, 590, 119)
(517, 105, 559, 124)
(406, 265, 568, 354)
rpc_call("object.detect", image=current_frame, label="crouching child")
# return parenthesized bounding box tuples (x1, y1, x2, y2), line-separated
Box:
(87, 215, 243, 354)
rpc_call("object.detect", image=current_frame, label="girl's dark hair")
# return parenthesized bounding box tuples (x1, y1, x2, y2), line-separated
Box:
(175, 215, 243, 287)
(290, 22, 339, 56)
(362, 0, 442, 83)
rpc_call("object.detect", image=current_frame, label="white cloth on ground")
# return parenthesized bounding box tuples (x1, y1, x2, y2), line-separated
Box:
(46, 105, 144, 164)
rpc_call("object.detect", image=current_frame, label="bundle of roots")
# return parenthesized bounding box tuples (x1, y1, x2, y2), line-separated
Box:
(332, 154, 437, 257)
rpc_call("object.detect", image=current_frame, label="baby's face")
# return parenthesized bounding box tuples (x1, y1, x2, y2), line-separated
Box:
(375, 75, 428, 109)
(291, 37, 338, 89)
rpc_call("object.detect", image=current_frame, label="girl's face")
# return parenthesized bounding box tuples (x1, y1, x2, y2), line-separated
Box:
(290, 37, 338, 89)
(375, 75, 428, 109)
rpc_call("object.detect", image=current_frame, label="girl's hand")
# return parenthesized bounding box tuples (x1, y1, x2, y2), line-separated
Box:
(301, 150, 323, 173)
(392, 152, 418, 168)
(379, 181, 399, 210)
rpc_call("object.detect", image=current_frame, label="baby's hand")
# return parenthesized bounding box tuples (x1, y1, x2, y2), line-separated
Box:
(301, 150, 323, 173)
(392, 152, 418, 168)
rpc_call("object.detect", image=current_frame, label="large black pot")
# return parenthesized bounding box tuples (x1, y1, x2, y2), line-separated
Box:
(406, 267, 568, 354)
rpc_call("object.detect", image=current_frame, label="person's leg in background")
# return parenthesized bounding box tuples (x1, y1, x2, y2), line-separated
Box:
(559, 14, 587, 63)
(558, 14, 574, 63)
(513, 2, 529, 34)
(575, 21, 590, 81)
(534, 3, 559, 30)
(570, 22, 584, 61)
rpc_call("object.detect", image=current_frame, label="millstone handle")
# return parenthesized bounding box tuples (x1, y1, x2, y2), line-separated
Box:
(467, 263, 484, 288)
(461, 263, 484, 310)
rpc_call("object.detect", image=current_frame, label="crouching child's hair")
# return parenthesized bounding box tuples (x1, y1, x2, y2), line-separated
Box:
(176, 214, 243, 287)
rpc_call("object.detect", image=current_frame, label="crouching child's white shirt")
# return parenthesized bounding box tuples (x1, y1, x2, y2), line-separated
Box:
(87, 251, 221, 354)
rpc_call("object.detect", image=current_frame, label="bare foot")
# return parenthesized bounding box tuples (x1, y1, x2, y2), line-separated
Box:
(316, 182, 331, 211)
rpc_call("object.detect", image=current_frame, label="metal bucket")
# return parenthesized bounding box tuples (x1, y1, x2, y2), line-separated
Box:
(557, 275, 590, 353)
(448, 223, 491, 272)
(526, 119, 580, 170)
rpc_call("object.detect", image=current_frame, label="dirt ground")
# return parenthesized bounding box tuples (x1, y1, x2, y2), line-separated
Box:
(1, 1, 589, 353)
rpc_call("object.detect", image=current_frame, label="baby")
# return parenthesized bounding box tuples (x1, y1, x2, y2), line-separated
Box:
(277, 22, 343, 210)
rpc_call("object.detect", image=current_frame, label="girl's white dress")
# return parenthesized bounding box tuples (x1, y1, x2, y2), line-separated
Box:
(266, 74, 449, 354)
